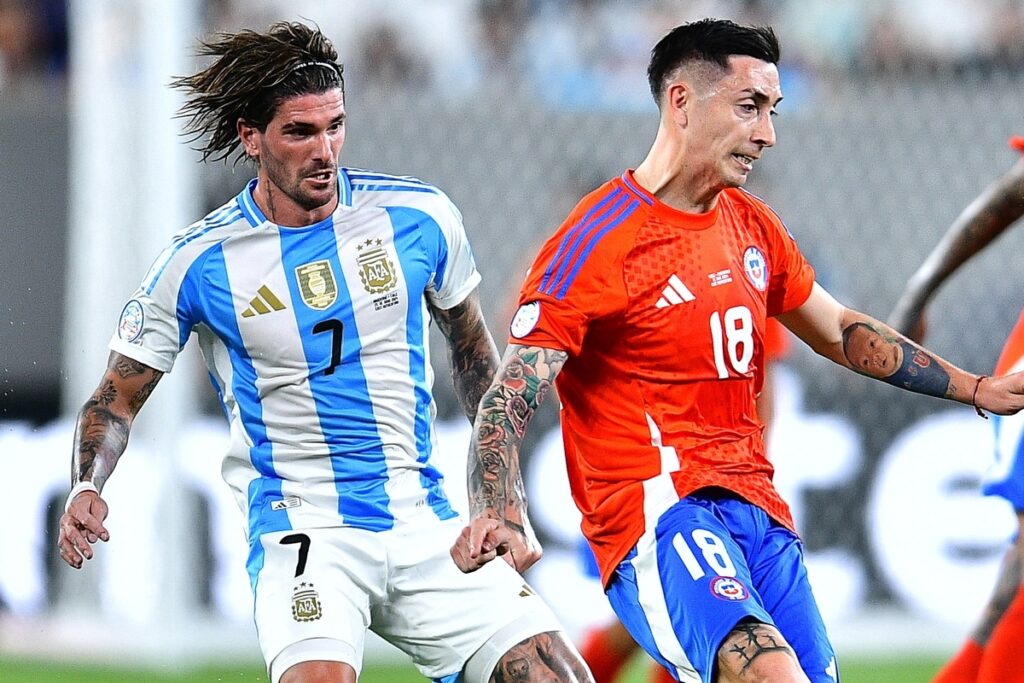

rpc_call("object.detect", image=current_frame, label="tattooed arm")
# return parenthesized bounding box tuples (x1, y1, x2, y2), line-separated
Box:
(451, 343, 568, 574)
(779, 283, 1024, 415)
(57, 352, 163, 569)
(430, 290, 500, 423)
(889, 156, 1024, 341)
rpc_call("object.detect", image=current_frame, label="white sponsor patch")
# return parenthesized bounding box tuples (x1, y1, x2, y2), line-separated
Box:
(510, 301, 541, 338)
(117, 300, 145, 342)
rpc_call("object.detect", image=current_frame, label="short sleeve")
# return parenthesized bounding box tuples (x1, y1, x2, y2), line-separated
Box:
(507, 186, 631, 355)
(424, 193, 482, 310)
(108, 241, 202, 373)
(760, 207, 815, 317)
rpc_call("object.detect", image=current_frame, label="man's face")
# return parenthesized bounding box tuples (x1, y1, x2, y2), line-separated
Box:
(684, 56, 781, 191)
(245, 88, 346, 222)
(844, 323, 904, 379)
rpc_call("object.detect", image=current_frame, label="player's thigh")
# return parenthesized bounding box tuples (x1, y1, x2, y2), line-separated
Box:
(373, 517, 565, 681)
(746, 524, 837, 683)
(279, 658, 357, 683)
(606, 499, 774, 683)
(252, 527, 386, 683)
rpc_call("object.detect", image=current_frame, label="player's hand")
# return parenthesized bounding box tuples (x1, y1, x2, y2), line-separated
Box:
(450, 516, 543, 574)
(887, 300, 928, 343)
(976, 372, 1024, 416)
(57, 491, 110, 569)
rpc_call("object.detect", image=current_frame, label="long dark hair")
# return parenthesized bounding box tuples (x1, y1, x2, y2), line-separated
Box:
(173, 21, 345, 164)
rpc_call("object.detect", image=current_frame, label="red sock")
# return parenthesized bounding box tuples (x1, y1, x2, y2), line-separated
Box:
(650, 660, 677, 683)
(933, 640, 983, 683)
(978, 590, 1024, 682)
(579, 624, 634, 683)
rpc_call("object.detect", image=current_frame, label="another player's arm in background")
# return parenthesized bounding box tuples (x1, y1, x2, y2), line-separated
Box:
(779, 283, 1024, 415)
(451, 343, 568, 574)
(431, 289, 500, 424)
(57, 352, 164, 569)
(889, 156, 1024, 340)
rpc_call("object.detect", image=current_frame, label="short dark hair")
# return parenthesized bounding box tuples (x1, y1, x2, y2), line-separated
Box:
(173, 21, 345, 164)
(647, 18, 780, 105)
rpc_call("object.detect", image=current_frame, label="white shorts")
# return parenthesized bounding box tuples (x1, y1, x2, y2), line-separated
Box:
(252, 516, 562, 682)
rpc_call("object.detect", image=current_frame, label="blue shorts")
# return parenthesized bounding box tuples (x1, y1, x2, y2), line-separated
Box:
(605, 492, 837, 682)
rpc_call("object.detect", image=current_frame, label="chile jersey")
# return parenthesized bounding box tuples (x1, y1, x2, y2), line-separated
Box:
(109, 169, 480, 547)
(510, 171, 815, 585)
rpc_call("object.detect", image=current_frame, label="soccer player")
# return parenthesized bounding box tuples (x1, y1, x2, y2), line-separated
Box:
(889, 136, 1024, 683)
(449, 19, 1024, 683)
(55, 22, 592, 683)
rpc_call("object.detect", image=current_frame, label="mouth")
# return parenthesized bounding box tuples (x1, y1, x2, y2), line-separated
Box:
(733, 154, 756, 171)
(306, 169, 335, 186)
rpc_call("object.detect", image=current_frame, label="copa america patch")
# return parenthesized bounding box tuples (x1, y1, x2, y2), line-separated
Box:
(510, 301, 541, 339)
(117, 300, 145, 342)
(710, 576, 750, 601)
(742, 246, 768, 291)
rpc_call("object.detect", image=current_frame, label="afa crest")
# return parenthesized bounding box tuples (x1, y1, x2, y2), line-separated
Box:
(295, 261, 338, 310)
(291, 582, 323, 622)
(357, 239, 397, 295)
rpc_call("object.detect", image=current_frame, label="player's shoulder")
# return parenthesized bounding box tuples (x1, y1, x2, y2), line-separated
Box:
(344, 168, 448, 205)
(558, 173, 651, 239)
(727, 187, 794, 236)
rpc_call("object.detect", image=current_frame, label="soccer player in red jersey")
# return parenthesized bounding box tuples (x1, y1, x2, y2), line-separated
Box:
(890, 137, 1024, 683)
(451, 19, 1024, 683)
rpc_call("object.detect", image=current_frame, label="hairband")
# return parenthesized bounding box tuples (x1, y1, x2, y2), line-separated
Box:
(293, 60, 339, 73)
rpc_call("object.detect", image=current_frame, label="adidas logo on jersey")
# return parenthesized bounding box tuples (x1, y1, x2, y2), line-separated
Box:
(655, 274, 696, 308)
(242, 285, 287, 318)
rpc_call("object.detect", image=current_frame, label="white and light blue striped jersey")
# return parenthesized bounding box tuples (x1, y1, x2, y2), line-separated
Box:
(110, 169, 481, 549)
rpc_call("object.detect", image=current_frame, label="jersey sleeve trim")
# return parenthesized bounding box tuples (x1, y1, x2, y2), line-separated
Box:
(108, 339, 174, 374)
(429, 270, 481, 310)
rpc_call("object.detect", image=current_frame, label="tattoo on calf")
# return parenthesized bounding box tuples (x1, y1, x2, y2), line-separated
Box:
(721, 622, 792, 674)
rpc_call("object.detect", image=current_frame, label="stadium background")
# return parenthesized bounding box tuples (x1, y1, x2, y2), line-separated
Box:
(3, 0, 1024, 680)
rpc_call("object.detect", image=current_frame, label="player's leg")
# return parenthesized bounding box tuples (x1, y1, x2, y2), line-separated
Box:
(251, 527, 385, 683)
(375, 517, 592, 682)
(745, 523, 837, 683)
(605, 492, 806, 682)
(975, 511, 1024, 682)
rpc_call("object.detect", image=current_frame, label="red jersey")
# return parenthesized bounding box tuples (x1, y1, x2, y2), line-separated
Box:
(510, 171, 815, 585)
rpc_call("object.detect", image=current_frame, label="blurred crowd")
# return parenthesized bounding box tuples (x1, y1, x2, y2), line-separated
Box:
(4, 0, 1024, 105)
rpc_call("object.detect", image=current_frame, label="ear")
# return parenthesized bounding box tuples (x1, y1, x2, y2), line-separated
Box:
(665, 81, 690, 127)
(237, 118, 260, 159)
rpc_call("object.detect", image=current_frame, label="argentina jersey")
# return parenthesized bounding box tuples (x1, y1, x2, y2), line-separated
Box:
(109, 168, 481, 545)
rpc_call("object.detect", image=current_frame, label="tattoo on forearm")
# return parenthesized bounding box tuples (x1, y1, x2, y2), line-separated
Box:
(74, 402, 131, 491)
(841, 321, 951, 397)
(720, 622, 792, 674)
(491, 632, 591, 683)
(113, 355, 150, 379)
(468, 346, 567, 522)
(433, 297, 499, 423)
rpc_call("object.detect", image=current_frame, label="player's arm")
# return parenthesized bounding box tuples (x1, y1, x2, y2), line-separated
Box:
(889, 156, 1024, 341)
(779, 283, 1024, 415)
(451, 343, 568, 574)
(430, 289, 500, 424)
(57, 352, 163, 569)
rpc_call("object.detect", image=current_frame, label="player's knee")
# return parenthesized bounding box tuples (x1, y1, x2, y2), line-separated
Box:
(278, 659, 357, 683)
(715, 621, 808, 683)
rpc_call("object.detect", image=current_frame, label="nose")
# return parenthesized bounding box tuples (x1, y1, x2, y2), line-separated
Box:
(753, 111, 776, 148)
(313, 131, 333, 160)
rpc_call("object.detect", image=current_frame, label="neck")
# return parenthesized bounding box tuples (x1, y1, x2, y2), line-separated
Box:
(252, 177, 337, 227)
(633, 125, 721, 214)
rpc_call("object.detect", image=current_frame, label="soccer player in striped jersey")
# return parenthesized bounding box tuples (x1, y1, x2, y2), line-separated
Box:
(890, 137, 1024, 683)
(450, 19, 1024, 683)
(55, 21, 591, 683)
